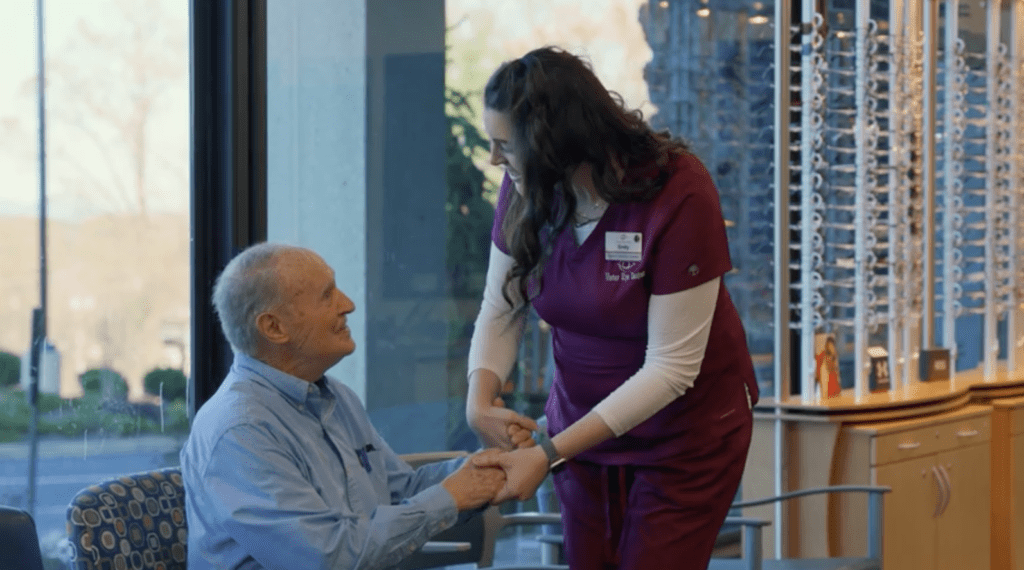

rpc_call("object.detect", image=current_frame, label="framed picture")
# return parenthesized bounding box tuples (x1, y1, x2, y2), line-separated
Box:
(868, 346, 890, 393)
(814, 332, 841, 399)
(919, 348, 951, 382)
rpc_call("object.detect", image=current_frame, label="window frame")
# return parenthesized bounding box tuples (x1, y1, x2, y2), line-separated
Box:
(189, 0, 268, 414)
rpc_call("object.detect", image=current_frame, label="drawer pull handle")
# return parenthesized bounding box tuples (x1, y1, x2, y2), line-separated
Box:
(897, 442, 921, 450)
(936, 465, 952, 516)
(931, 466, 946, 517)
(955, 429, 979, 438)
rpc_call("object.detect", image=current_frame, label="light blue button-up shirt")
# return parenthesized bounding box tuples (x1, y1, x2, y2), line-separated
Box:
(181, 353, 462, 570)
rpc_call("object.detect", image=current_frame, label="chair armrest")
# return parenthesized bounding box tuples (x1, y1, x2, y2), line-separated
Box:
(723, 517, 771, 528)
(419, 541, 472, 554)
(501, 512, 563, 527)
(731, 485, 890, 562)
(400, 451, 468, 469)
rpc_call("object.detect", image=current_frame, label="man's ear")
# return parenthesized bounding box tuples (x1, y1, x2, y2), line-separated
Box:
(256, 311, 289, 345)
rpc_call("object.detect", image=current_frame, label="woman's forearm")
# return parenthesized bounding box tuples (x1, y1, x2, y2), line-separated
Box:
(548, 411, 615, 460)
(467, 368, 504, 410)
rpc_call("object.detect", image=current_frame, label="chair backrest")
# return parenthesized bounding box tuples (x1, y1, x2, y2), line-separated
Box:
(66, 466, 187, 570)
(0, 506, 45, 570)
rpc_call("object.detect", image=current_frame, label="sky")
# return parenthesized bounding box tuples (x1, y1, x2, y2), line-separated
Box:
(1, 1, 89, 218)
(0, 0, 189, 220)
(0, 0, 650, 221)
(1, 1, 48, 217)
(446, 0, 653, 114)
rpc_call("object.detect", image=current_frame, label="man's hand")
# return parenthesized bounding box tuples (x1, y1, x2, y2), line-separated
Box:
(441, 449, 507, 511)
(472, 446, 549, 504)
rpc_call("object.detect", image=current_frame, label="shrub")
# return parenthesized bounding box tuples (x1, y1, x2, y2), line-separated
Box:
(163, 398, 191, 433)
(143, 368, 188, 402)
(0, 351, 20, 387)
(40, 392, 159, 437)
(0, 387, 31, 441)
(0, 387, 70, 442)
(36, 392, 64, 414)
(79, 368, 129, 401)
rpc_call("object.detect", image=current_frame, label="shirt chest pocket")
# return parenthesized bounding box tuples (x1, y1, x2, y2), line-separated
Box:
(341, 446, 390, 513)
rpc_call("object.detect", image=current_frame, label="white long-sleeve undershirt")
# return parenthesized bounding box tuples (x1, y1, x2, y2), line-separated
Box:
(467, 242, 719, 437)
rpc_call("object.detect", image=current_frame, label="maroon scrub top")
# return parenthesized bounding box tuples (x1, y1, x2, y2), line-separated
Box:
(491, 152, 759, 465)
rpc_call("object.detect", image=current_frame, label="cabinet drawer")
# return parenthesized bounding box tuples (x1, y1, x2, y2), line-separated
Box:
(872, 414, 991, 466)
(872, 424, 945, 465)
(934, 414, 991, 448)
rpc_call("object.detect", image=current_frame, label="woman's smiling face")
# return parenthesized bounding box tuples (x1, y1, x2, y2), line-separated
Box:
(483, 107, 524, 194)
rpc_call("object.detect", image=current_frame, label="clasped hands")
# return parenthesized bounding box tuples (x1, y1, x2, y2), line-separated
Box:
(464, 397, 552, 505)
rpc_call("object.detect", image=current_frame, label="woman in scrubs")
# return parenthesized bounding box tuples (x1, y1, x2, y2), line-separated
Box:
(467, 46, 759, 570)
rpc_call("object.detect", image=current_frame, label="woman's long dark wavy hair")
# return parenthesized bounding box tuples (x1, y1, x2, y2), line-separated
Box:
(484, 46, 690, 312)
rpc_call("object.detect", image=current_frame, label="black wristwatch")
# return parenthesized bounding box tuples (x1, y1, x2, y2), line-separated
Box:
(538, 436, 567, 473)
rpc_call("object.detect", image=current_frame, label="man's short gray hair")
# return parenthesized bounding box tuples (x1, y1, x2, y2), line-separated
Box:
(211, 242, 301, 356)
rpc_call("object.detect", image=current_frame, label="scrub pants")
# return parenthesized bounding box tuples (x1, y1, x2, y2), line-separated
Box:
(552, 415, 752, 570)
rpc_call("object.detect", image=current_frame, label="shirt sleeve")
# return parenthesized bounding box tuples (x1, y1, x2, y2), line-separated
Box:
(649, 157, 732, 294)
(592, 277, 719, 436)
(466, 242, 526, 382)
(193, 423, 459, 570)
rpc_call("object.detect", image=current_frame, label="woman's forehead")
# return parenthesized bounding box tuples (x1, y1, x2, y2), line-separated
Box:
(483, 107, 514, 139)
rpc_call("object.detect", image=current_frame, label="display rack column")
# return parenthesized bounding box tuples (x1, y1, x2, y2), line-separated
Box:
(921, 0, 940, 358)
(982, 0, 1013, 379)
(852, 0, 871, 398)
(940, 0, 964, 367)
(903, 0, 926, 386)
(796, 5, 826, 402)
(1011, 0, 1024, 374)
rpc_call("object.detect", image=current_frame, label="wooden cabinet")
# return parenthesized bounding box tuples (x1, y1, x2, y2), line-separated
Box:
(743, 387, 1023, 567)
(874, 444, 990, 570)
(992, 397, 1024, 570)
(842, 405, 992, 570)
(874, 454, 938, 570)
(934, 443, 991, 570)
(1015, 434, 1024, 570)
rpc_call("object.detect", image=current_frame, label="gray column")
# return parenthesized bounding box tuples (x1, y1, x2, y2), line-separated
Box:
(266, 0, 369, 400)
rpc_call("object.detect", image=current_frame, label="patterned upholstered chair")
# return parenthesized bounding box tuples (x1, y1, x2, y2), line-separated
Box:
(66, 467, 187, 570)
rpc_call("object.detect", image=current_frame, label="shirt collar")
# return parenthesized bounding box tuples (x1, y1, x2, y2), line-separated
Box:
(231, 352, 324, 407)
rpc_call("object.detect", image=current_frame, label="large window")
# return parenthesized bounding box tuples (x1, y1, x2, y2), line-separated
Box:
(0, 0, 189, 563)
(262, 0, 777, 453)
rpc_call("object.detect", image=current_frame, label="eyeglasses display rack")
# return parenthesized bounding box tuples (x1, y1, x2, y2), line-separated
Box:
(642, 1, 1024, 567)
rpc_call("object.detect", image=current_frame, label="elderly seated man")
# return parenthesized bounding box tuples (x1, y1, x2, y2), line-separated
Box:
(181, 242, 506, 569)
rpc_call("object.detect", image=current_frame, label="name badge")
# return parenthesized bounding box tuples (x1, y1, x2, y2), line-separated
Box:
(605, 232, 642, 261)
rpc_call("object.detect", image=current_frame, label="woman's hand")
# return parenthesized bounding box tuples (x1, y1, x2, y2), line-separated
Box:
(467, 396, 539, 450)
(472, 445, 550, 503)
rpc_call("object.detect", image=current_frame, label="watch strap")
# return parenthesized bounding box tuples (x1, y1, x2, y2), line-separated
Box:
(538, 436, 566, 472)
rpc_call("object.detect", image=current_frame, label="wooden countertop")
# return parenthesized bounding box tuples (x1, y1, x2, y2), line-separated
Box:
(753, 365, 1024, 422)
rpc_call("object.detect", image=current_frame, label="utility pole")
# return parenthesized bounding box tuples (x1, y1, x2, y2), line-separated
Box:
(27, 0, 48, 519)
